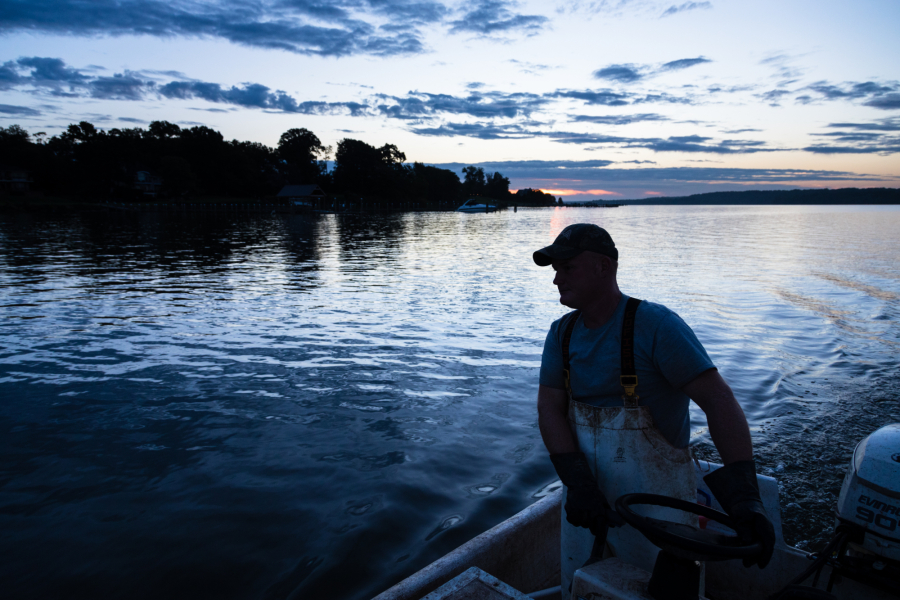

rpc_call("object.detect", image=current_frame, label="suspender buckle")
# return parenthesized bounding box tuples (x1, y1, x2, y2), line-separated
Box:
(620, 375, 639, 400)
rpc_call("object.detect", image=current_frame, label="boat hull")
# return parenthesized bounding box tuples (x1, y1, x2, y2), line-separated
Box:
(373, 460, 896, 600)
(456, 206, 499, 213)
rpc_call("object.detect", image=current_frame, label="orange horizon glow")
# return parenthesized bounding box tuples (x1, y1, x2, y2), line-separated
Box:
(540, 189, 621, 196)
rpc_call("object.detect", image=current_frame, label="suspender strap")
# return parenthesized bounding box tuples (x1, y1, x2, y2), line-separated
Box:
(560, 299, 641, 405)
(561, 310, 580, 402)
(620, 297, 642, 407)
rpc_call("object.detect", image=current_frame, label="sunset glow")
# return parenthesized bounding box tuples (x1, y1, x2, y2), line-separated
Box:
(541, 189, 620, 196)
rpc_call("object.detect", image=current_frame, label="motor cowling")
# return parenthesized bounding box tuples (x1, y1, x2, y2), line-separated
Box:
(836, 423, 900, 561)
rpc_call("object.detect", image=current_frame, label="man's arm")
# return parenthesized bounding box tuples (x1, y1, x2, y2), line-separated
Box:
(537, 384, 578, 454)
(682, 368, 752, 464)
(684, 368, 775, 568)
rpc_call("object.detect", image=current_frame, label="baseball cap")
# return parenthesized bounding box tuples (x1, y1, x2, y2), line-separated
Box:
(532, 223, 618, 266)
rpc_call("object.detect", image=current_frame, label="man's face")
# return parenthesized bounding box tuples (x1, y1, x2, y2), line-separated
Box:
(551, 251, 606, 308)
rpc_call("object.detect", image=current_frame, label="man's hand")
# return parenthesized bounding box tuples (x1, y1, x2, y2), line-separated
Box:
(550, 452, 624, 535)
(727, 499, 776, 568)
(704, 460, 776, 568)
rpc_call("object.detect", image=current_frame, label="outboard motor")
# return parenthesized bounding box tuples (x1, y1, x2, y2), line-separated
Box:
(758, 424, 900, 600)
(775, 423, 900, 598)
(836, 423, 900, 562)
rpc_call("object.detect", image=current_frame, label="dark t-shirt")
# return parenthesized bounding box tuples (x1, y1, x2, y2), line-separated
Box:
(539, 295, 715, 448)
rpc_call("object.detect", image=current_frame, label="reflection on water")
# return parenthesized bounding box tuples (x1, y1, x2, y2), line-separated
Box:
(1, 206, 898, 599)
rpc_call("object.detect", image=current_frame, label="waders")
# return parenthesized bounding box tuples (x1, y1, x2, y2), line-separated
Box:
(559, 298, 698, 596)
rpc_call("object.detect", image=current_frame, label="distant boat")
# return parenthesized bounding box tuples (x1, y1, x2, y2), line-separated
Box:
(456, 198, 499, 213)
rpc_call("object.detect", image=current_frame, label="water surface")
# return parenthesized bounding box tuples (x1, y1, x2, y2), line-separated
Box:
(1, 206, 898, 599)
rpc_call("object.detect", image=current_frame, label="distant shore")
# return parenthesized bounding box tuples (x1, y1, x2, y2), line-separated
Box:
(3, 187, 899, 213)
(576, 187, 900, 206)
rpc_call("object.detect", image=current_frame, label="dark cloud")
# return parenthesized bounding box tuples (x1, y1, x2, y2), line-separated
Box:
(89, 72, 155, 100)
(814, 132, 884, 142)
(117, 117, 146, 123)
(660, 1, 712, 18)
(0, 103, 41, 116)
(571, 114, 668, 125)
(377, 90, 548, 119)
(407, 121, 629, 143)
(807, 81, 895, 100)
(803, 144, 900, 154)
(602, 134, 774, 154)
(427, 160, 617, 180)
(633, 92, 693, 105)
(10, 56, 91, 96)
(540, 131, 634, 145)
(825, 118, 900, 132)
(4, 57, 157, 100)
(758, 89, 791, 106)
(410, 121, 531, 139)
(553, 89, 630, 106)
(804, 117, 900, 154)
(707, 84, 754, 94)
(161, 81, 272, 108)
(4, 57, 371, 116)
(0, 0, 451, 58)
(720, 139, 766, 147)
(448, 0, 548, 35)
(593, 65, 643, 83)
(374, 0, 452, 23)
(160, 80, 368, 115)
(140, 69, 191, 79)
(0, 62, 23, 89)
(660, 57, 711, 71)
(406, 118, 776, 154)
(802, 80, 899, 109)
(641, 136, 774, 154)
(722, 128, 762, 134)
(592, 57, 710, 85)
(15, 56, 88, 86)
(865, 94, 900, 110)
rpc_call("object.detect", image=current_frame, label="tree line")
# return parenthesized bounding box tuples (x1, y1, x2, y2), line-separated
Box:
(0, 122, 560, 207)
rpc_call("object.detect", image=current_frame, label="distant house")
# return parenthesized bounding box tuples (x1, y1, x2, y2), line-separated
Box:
(134, 171, 163, 197)
(0, 165, 32, 194)
(277, 184, 327, 208)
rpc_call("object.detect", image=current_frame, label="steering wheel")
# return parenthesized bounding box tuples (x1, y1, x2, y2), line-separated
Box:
(615, 493, 762, 563)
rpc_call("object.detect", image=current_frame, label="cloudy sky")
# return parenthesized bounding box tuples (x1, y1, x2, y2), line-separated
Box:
(1, 0, 899, 198)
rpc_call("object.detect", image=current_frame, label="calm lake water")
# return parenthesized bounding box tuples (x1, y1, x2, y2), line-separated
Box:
(1, 205, 898, 599)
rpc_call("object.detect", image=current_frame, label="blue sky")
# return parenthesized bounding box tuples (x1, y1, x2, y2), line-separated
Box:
(1, 0, 899, 198)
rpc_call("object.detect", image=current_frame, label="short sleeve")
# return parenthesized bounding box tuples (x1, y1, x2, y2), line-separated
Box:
(539, 323, 566, 390)
(651, 312, 716, 390)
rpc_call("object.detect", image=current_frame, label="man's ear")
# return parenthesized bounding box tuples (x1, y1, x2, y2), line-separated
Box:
(597, 254, 613, 275)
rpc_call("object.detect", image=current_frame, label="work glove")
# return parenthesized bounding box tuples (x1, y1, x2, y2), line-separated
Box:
(550, 452, 624, 536)
(703, 460, 776, 569)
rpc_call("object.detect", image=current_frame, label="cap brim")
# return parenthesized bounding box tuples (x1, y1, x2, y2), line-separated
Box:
(533, 244, 582, 266)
